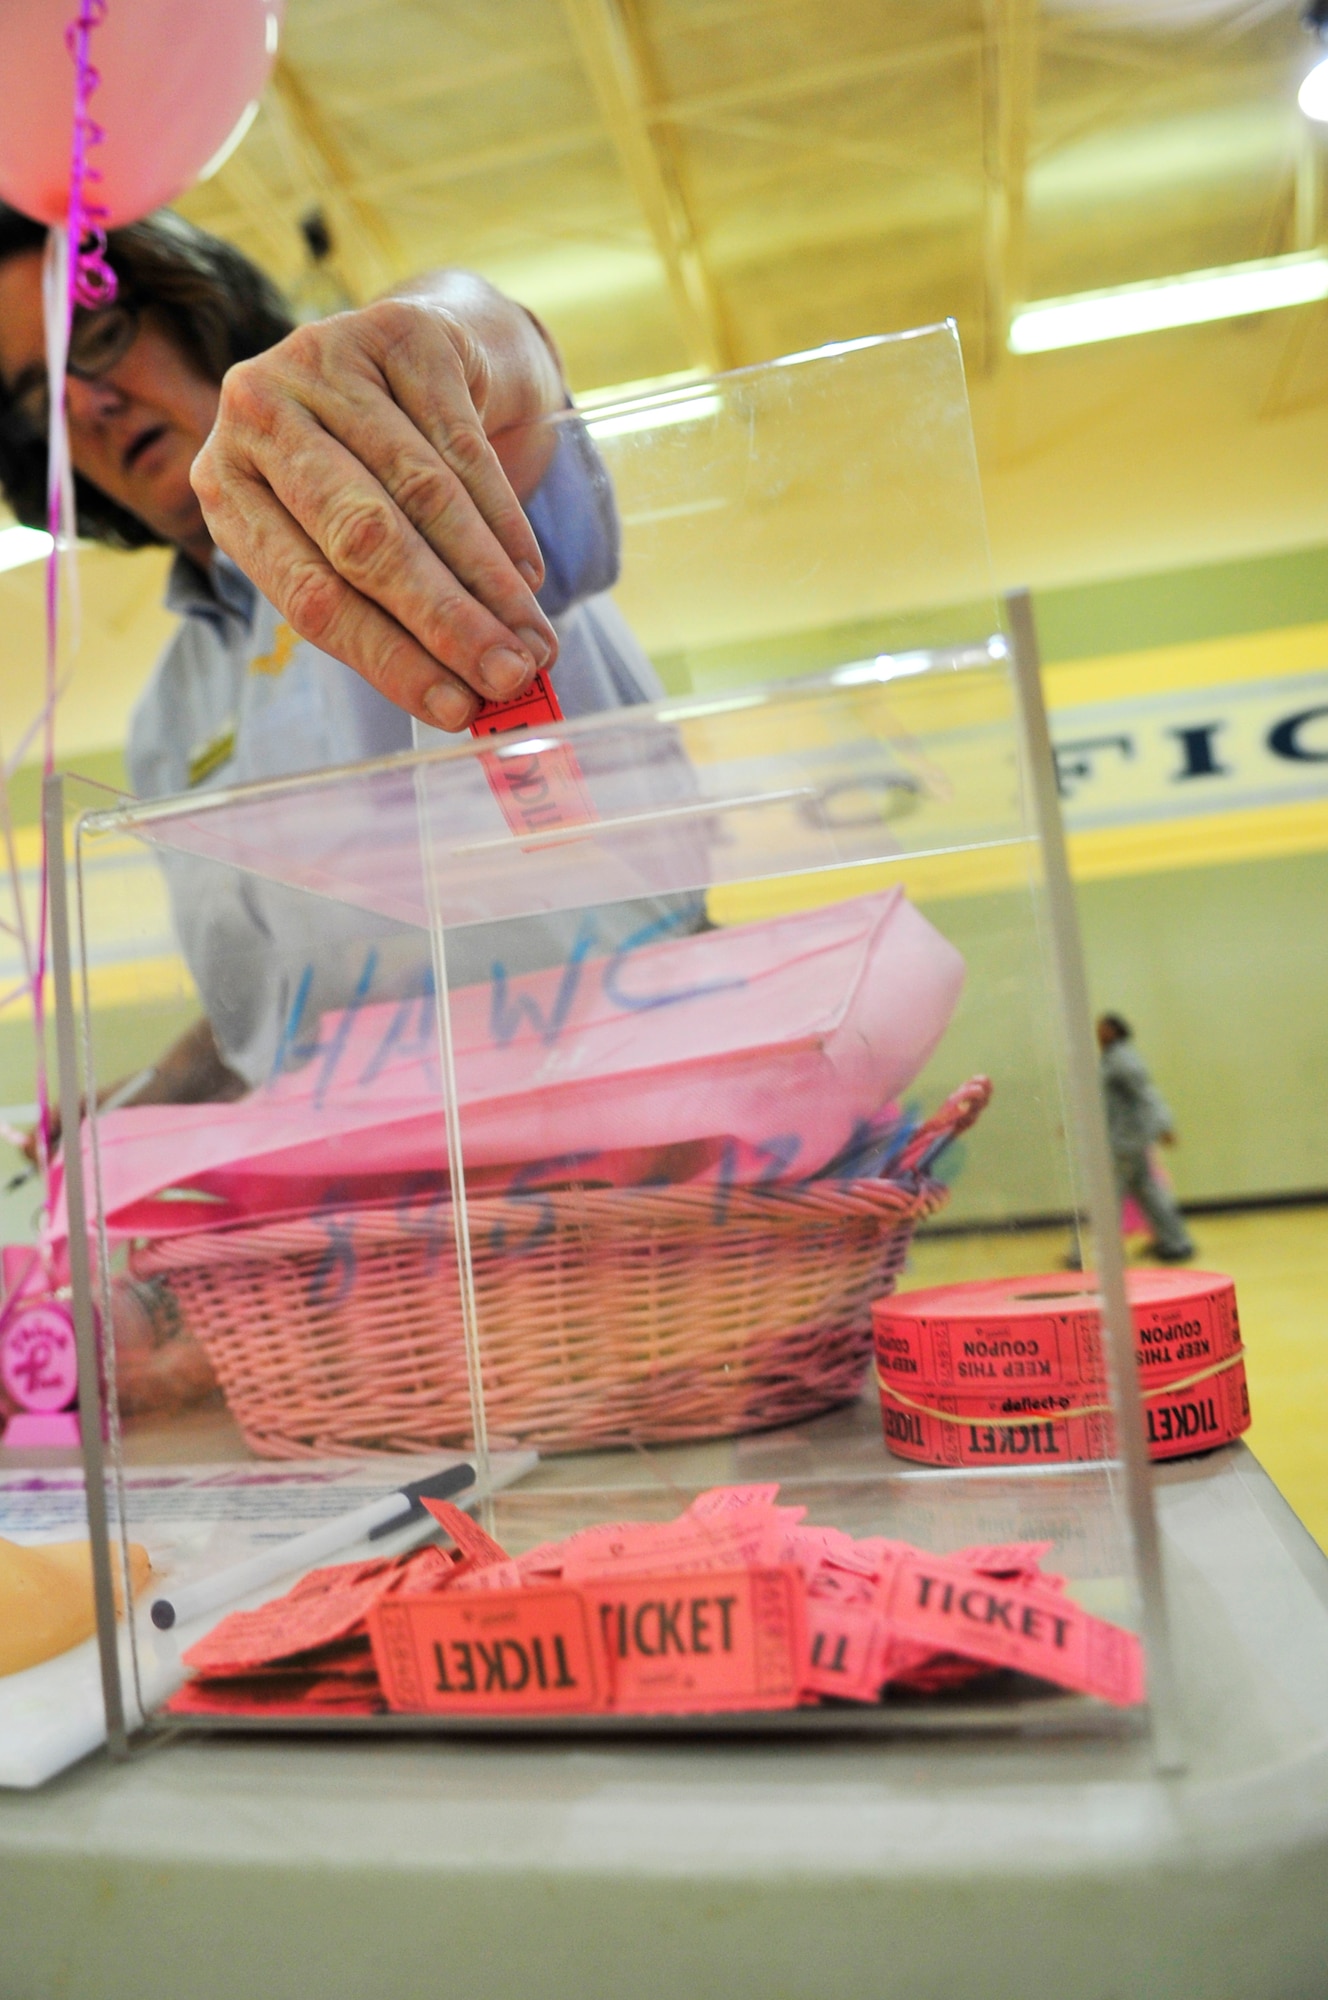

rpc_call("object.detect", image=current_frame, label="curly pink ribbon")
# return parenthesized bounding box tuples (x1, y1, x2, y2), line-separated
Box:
(17, 1, 118, 1266)
(64, 0, 118, 308)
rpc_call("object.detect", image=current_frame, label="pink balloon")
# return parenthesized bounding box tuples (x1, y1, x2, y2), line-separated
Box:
(0, 0, 283, 230)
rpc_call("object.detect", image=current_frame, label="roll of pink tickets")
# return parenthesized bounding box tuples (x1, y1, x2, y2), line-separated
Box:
(61, 888, 964, 1241)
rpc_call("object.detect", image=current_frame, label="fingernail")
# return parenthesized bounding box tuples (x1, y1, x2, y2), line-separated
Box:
(479, 645, 535, 698)
(515, 626, 552, 668)
(518, 560, 542, 589)
(423, 682, 472, 730)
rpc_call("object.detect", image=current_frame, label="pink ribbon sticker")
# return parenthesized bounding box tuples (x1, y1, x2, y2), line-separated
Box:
(0, 1298, 79, 1412)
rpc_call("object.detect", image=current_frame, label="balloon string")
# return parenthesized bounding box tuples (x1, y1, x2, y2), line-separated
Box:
(21, 4, 115, 1259)
(32, 235, 72, 1214)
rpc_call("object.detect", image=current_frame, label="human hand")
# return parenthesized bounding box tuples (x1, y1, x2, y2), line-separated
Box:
(112, 1277, 219, 1416)
(17, 1021, 240, 1167)
(191, 287, 562, 732)
(18, 1116, 52, 1169)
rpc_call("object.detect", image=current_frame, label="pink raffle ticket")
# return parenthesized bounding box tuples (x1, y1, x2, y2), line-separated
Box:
(469, 670, 596, 838)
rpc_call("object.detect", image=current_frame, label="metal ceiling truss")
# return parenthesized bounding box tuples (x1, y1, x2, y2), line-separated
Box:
(982, 0, 1037, 372)
(558, 0, 735, 371)
(269, 56, 400, 303)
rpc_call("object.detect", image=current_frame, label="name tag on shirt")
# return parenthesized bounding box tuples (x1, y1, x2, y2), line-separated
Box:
(187, 727, 237, 788)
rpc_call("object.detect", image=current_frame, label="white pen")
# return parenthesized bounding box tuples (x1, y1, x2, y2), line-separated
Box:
(149, 1461, 476, 1631)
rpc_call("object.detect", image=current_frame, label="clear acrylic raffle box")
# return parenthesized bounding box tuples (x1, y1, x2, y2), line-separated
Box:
(52, 324, 1177, 1751)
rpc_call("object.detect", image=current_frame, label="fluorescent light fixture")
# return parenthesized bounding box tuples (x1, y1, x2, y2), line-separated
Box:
(1009, 251, 1328, 354)
(0, 526, 53, 573)
(1301, 55, 1328, 123)
(585, 390, 722, 440)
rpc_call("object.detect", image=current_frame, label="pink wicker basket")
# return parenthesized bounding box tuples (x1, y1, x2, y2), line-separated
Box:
(129, 1079, 990, 1459)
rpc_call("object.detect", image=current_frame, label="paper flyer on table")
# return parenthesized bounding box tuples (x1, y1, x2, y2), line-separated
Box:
(0, 1449, 536, 1789)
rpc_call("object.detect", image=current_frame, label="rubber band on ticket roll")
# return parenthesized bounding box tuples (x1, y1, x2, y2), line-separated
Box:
(872, 1268, 1241, 1395)
(877, 1352, 1251, 1468)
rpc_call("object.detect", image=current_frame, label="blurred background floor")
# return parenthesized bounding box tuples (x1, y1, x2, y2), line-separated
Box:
(909, 1201, 1328, 1553)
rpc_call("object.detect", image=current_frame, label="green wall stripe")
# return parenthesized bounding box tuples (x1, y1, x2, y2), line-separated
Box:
(1032, 541, 1328, 663)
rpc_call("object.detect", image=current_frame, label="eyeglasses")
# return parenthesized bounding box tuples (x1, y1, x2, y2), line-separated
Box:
(8, 301, 141, 435)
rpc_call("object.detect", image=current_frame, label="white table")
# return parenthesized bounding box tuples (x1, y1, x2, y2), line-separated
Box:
(2, 1443, 1327, 2000)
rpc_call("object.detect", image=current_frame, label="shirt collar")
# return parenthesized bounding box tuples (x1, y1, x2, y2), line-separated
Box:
(164, 549, 257, 631)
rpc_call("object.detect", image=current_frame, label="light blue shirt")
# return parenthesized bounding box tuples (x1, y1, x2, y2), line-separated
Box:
(126, 420, 702, 1085)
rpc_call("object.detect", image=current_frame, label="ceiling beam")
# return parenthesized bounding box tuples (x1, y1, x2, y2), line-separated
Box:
(316, 47, 557, 120)
(1294, 117, 1321, 254)
(328, 33, 978, 218)
(352, 124, 603, 204)
(656, 31, 979, 130)
(208, 133, 303, 285)
(981, 0, 1037, 377)
(1258, 122, 1327, 419)
(1022, 20, 1239, 172)
(558, 0, 733, 372)
(689, 108, 976, 189)
(268, 56, 400, 302)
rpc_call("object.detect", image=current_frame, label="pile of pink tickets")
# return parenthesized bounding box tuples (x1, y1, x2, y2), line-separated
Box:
(169, 1482, 1145, 1720)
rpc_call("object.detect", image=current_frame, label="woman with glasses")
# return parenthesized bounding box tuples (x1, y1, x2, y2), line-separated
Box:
(0, 206, 700, 1110)
(0, 206, 573, 724)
